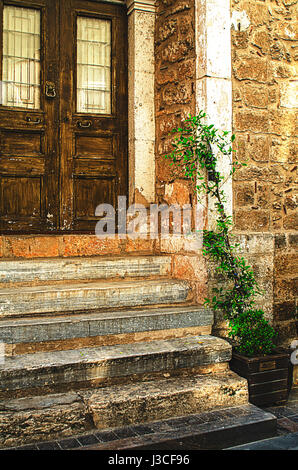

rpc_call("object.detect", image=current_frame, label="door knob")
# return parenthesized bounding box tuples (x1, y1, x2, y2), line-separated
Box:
(45, 81, 56, 99)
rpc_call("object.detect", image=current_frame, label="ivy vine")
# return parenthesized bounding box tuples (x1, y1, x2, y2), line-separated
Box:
(165, 111, 277, 357)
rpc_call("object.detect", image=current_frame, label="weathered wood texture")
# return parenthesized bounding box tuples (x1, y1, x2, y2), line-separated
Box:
(0, 0, 127, 233)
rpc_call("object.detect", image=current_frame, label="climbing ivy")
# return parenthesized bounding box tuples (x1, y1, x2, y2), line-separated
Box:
(165, 111, 277, 357)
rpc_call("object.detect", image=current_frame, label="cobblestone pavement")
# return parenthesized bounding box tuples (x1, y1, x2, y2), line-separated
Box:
(227, 386, 298, 449)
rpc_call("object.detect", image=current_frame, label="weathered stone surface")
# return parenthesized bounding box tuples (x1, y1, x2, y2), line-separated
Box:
(0, 306, 214, 348)
(0, 279, 190, 317)
(0, 335, 232, 397)
(159, 234, 203, 254)
(234, 110, 269, 133)
(0, 255, 171, 285)
(172, 254, 206, 280)
(0, 393, 93, 448)
(0, 371, 249, 448)
(233, 57, 268, 83)
(3, 236, 60, 259)
(83, 371, 248, 429)
(164, 180, 191, 206)
(234, 182, 255, 206)
(61, 235, 122, 257)
(243, 84, 269, 108)
(234, 209, 270, 231)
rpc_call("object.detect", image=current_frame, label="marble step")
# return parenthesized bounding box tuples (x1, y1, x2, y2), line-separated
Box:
(0, 278, 190, 318)
(0, 335, 232, 399)
(0, 305, 214, 355)
(0, 255, 172, 285)
(0, 370, 250, 449)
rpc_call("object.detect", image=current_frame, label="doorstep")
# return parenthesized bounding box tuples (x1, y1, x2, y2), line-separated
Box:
(3, 404, 276, 451)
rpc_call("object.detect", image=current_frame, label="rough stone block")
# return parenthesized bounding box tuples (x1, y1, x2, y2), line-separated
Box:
(234, 209, 270, 231)
(243, 84, 269, 108)
(234, 110, 269, 133)
(173, 254, 206, 281)
(233, 57, 268, 83)
(61, 235, 121, 257)
(159, 234, 203, 254)
(83, 371, 248, 430)
(283, 213, 298, 230)
(234, 182, 255, 206)
(124, 239, 155, 253)
(4, 236, 59, 259)
(0, 393, 93, 448)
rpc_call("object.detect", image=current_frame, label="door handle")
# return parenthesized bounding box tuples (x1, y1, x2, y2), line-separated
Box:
(77, 120, 92, 128)
(25, 116, 41, 124)
(45, 81, 56, 99)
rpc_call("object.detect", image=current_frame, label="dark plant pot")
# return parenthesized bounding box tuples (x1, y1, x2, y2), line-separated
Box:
(230, 348, 292, 407)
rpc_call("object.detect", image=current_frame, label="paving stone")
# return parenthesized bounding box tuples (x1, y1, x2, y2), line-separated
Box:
(93, 431, 118, 442)
(131, 424, 155, 436)
(36, 441, 61, 450)
(58, 438, 81, 450)
(277, 417, 298, 433)
(77, 434, 100, 446)
(15, 444, 38, 450)
(113, 427, 139, 439)
(227, 431, 298, 450)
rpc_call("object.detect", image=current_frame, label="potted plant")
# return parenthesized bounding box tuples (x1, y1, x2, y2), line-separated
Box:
(164, 111, 291, 407)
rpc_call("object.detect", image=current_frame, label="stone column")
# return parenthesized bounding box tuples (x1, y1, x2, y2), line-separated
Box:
(126, 0, 156, 205)
(195, 0, 233, 228)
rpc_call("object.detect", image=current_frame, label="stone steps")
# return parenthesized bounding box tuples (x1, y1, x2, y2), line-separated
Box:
(0, 253, 255, 450)
(0, 255, 172, 285)
(0, 370, 250, 448)
(0, 278, 190, 318)
(0, 334, 232, 399)
(0, 305, 214, 355)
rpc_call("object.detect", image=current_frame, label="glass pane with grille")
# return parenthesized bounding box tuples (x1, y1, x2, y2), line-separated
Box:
(1, 6, 41, 109)
(77, 17, 111, 114)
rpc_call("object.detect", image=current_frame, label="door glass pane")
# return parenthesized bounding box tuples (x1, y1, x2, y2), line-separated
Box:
(1, 6, 41, 109)
(77, 17, 111, 114)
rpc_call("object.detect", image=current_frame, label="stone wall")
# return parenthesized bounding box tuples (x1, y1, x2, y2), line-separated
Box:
(154, 0, 210, 305)
(154, 0, 196, 206)
(154, 0, 297, 347)
(231, 0, 298, 347)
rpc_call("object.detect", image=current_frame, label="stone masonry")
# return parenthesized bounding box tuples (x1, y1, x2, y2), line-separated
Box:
(231, 0, 298, 348)
(154, 0, 297, 356)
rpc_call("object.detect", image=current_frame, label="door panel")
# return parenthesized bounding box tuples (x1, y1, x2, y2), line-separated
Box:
(0, 0, 127, 233)
(60, 0, 127, 232)
(0, 0, 59, 232)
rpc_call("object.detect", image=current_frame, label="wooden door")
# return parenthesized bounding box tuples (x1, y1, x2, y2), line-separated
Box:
(0, 0, 127, 233)
(0, 0, 59, 232)
(59, 0, 127, 232)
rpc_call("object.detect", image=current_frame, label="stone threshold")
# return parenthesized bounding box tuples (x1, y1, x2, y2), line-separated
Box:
(3, 404, 276, 451)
